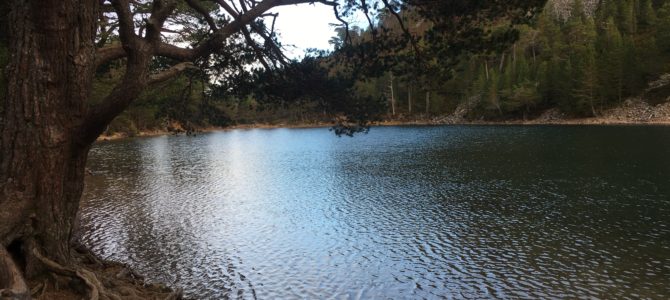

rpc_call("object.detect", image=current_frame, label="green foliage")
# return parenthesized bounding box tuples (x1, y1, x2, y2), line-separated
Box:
(503, 80, 541, 116)
(572, 42, 600, 116)
(247, 57, 386, 135)
(639, 0, 658, 28)
(331, 0, 670, 119)
(657, 2, 670, 54)
(92, 0, 670, 129)
(95, 61, 232, 135)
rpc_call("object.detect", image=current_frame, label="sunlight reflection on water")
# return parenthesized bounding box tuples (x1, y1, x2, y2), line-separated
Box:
(81, 126, 670, 299)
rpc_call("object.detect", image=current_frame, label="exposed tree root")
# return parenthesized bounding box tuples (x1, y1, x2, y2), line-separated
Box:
(2, 244, 182, 300)
(0, 246, 29, 300)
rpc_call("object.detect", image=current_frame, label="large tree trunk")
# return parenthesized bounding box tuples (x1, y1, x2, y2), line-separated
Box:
(0, 0, 97, 280)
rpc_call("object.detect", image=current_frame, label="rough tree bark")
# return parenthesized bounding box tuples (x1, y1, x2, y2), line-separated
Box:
(0, 0, 97, 276)
(0, 2, 106, 299)
(0, 2, 176, 299)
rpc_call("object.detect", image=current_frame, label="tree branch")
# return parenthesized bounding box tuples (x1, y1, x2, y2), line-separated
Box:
(184, 0, 218, 31)
(241, 26, 273, 69)
(80, 75, 147, 145)
(148, 62, 197, 84)
(380, 0, 422, 60)
(146, 0, 178, 43)
(110, 0, 137, 45)
(190, 0, 333, 60)
(95, 44, 126, 68)
(360, 0, 376, 36)
(214, 0, 241, 17)
(157, 42, 196, 61)
(97, 24, 119, 48)
(217, 0, 285, 65)
(85, 0, 347, 143)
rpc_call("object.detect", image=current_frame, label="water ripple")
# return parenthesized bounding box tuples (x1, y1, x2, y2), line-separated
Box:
(80, 126, 670, 299)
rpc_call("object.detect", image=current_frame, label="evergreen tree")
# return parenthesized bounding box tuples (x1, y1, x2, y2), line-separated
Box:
(328, 0, 670, 119)
(657, 2, 670, 55)
(638, 0, 657, 29)
(621, 36, 643, 97)
(488, 69, 503, 115)
(507, 80, 540, 118)
(618, 0, 638, 34)
(633, 0, 662, 82)
(598, 17, 625, 103)
(573, 45, 600, 115)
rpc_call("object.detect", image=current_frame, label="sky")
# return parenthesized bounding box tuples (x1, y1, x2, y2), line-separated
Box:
(269, 4, 367, 58)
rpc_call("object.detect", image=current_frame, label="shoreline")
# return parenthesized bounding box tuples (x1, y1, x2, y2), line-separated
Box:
(96, 116, 670, 142)
(96, 118, 670, 142)
(96, 99, 670, 141)
(96, 122, 334, 141)
(374, 118, 670, 126)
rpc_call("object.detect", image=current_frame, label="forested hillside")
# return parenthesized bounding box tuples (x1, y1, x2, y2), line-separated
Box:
(342, 0, 670, 120)
(38, 0, 670, 136)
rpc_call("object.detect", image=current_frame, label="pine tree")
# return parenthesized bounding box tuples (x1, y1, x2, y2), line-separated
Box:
(598, 17, 625, 103)
(573, 45, 600, 115)
(487, 70, 503, 115)
(634, 0, 662, 82)
(657, 2, 670, 54)
(571, 18, 601, 115)
(508, 80, 540, 119)
(622, 35, 644, 97)
(638, 0, 657, 29)
(537, 12, 562, 58)
(617, 0, 638, 34)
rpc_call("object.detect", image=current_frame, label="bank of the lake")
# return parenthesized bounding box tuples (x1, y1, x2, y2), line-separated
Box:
(97, 99, 670, 142)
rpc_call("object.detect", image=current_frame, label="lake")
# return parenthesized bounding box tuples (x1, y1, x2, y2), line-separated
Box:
(80, 125, 670, 299)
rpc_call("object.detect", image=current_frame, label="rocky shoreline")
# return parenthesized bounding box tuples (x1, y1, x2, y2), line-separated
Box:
(422, 99, 670, 126)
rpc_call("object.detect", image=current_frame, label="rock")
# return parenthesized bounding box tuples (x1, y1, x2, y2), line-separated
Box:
(546, 0, 599, 20)
(645, 74, 670, 105)
(535, 108, 566, 122)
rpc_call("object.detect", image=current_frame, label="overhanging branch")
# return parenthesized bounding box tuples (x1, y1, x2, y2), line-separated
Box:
(110, 0, 137, 45)
(190, 0, 336, 60)
(185, 0, 219, 31)
(96, 44, 126, 68)
(149, 62, 197, 84)
(86, 0, 353, 143)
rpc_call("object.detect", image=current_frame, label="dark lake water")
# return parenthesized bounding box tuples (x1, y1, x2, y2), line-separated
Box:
(80, 126, 670, 299)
